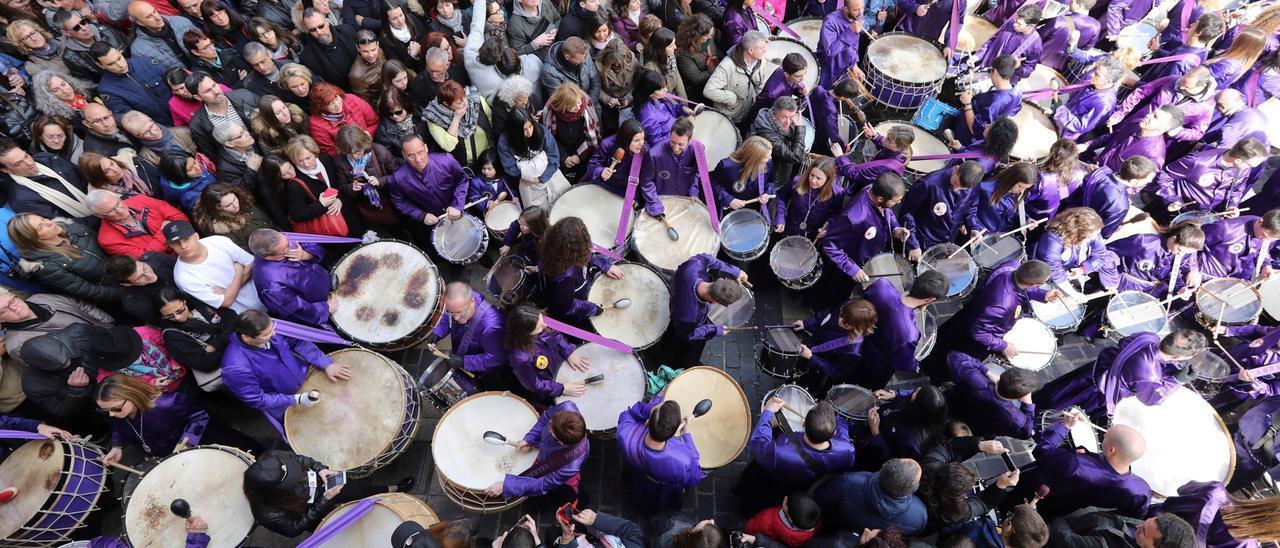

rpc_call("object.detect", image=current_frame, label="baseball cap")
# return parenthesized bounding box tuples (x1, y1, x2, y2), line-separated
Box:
(163, 221, 197, 243)
(392, 521, 441, 548)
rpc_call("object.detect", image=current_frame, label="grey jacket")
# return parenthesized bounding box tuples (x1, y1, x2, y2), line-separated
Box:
(507, 0, 561, 57)
(4, 293, 114, 367)
(129, 16, 197, 71)
(540, 41, 600, 106)
(188, 89, 261, 163)
(704, 48, 767, 123)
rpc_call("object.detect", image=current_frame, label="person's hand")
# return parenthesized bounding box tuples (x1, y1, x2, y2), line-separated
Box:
(319, 192, 337, 206)
(498, 245, 510, 257)
(247, 152, 262, 170)
(328, 294, 338, 313)
(942, 46, 952, 59)
(995, 468, 1021, 489)
(408, 40, 422, 58)
(791, 320, 805, 330)
(351, 178, 365, 192)
(978, 439, 1007, 454)
(1262, 265, 1274, 279)
(1002, 343, 1019, 358)
(774, 223, 785, 233)
(728, 198, 747, 209)
(874, 389, 895, 401)
(1044, 289, 1063, 302)
(816, 224, 828, 239)
(604, 265, 624, 279)
(284, 244, 313, 262)
(153, 376, 173, 390)
(853, 270, 870, 283)
(675, 416, 691, 436)
(907, 247, 922, 262)
(453, 101, 469, 119)
(1167, 201, 1184, 212)
(1239, 367, 1256, 383)
(484, 481, 504, 496)
(533, 30, 556, 48)
(737, 271, 750, 285)
(325, 199, 342, 216)
(565, 154, 581, 168)
(174, 437, 188, 452)
(853, 17, 865, 33)
(848, 66, 865, 82)
(210, 285, 227, 296)
(322, 482, 345, 500)
(36, 423, 71, 440)
(424, 212, 440, 225)
(1068, 267, 1086, 279)
(764, 396, 786, 413)
(1224, 208, 1242, 219)
(562, 381, 588, 397)
(1062, 408, 1086, 428)
(319, 468, 338, 481)
(573, 509, 597, 526)
(861, 122, 876, 139)
(600, 166, 615, 180)
(104, 446, 123, 465)
(568, 354, 590, 372)
(355, 14, 364, 25)
(446, 206, 462, 219)
(1185, 270, 1202, 289)
(515, 440, 533, 453)
(557, 513, 576, 541)
(860, 529, 882, 545)
(186, 516, 209, 533)
(915, 3, 928, 15)
(67, 367, 89, 387)
(454, 35, 466, 48)
(6, 73, 23, 90)
(867, 407, 881, 435)
(325, 362, 353, 381)
(958, 90, 973, 105)
(798, 344, 813, 359)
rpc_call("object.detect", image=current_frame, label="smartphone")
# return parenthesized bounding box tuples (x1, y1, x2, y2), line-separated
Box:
(556, 502, 577, 525)
(325, 471, 347, 491)
(321, 188, 339, 200)
(1000, 451, 1017, 473)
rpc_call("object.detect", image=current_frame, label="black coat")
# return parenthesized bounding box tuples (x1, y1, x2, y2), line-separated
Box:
(284, 154, 366, 236)
(119, 251, 178, 326)
(160, 300, 237, 373)
(2, 153, 90, 220)
(247, 452, 336, 537)
(298, 25, 360, 88)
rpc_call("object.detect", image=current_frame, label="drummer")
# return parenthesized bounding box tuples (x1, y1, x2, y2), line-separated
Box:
(1104, 67, 1216, 149)
(1150, 139, 1268, 221)
(504, 305, 590, 406)
(484, 401, 590, 504)
(426, 282, 509, 391)
(817, 0, 865, 89)
(246, 229, 333, 328)
(710, 137, 775, 214)
(1208, 325, 1280, 411)
(1195, 209, 1280, 280)
(819, 174, 914, 300)
(1050, 57, 1125, 141)
(538, 218, 624, 325)
(586, 119, 665, 219)
(1034, 329, 1206, 424)
(388, 136, 467, 250)
(1226, 395, 1280, 491)
(1108, 221, 1204, 298)
(972, 5, 1043, 84)
(1032, 207, 1120, 296)
(1060, 156, 1157, 240)
(898, 160, 984, 251)
(746, 399, 856, 503)
(617, 395, 706, 512)
(964, 162, 1038, 236)
(859, 269, 948, 389)
(792, 298, 877, 391)
(944, 351, 1039, 439)
(665, 252, 748, 367)
(467, 150, 518, 217)
(955, 56, 1023, 146)
(772, 157, 845, 240)
(647, 118, 699, 197)
(1088, 106, 1184, 174)
(807, 81, 863, 157)
(1140, 14, 1223, 84)
(895, 0, 963, 54)
(499, 206, 549, 264)
(1037, 0, 1100, 71)
(749, 54, 809, 125)
(836, 125, 915, 191)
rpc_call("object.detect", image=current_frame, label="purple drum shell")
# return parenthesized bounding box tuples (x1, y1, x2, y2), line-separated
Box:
(13, 442, 107, 543)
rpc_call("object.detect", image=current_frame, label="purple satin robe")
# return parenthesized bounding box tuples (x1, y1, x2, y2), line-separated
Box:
(1038, 14, 1100, 70)
(773, 179, 844, 238)
(1141, 45, 1207, 83)
(1011, 422, 1152, 519)
(635, 99, 688, 147)
(588, 135, 664, 217)
(1159, 481, 1259, 548)
(1035, 333, 1180, 419)
(221, 333, 333, 428)
(388, 153, 469, 222)
(835, 137, 906, 191)
(1053, 85, 1118, 141)
(509, 329, 579, 402)
(1203, 106, 1269, 150)
(1032, 230, 1119, 288)
(1155, 148, 1250, 212)
(467, 176, 518, 215)
(1231, 396, 1280, 489)
(899, 166, 976, 249)
(1061, 166, 1131, 239)
(859, 279, 921, 389)
(1091, 127, 1169, 173)
(617, 396, 706, 505)
(1025, 165, 1086, 220)
(1209, 325, 1280, 411)
(711, 158, 774, 216)
(647, 139, 699, 197)
(818, 10, 861, 89)
(253, 243, 330, 326)
(1196, 215, 1279, 279)
(821, 188, 901, 280)
(544, 255, 615, 321)
(719, 6, 756, 53)
(1207, 58, 1246, 89)
(503, 401, 590, 498)
(956, 87, 1022, 145)
(429, 290, 508, 375)
(940, 260, 1048, 361)
(808, 87, 847, 153)
(108, 390, 209, 455)
(1108, 233, 1198, 296)
(752, 67, 807, 124)
(965, 180, 1022, 235)
(1102, 0, 1155, 37)
(749, 410, 856, 485)
(897, 0, 964, 47)
(671, 253, 742, 340)
(1111, 75, 1215, 142)
(945, 351, 1036, 438)
(802, 306, 866, 379)
(975, 29, 1041, 82)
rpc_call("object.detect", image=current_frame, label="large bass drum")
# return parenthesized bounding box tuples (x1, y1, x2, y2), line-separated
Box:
(331, 240, 444, 350)
(588, 262, 670, 349)
(863, 33, 948, 110)
(123, 445, 255, 547)
(634, 196, 720, 274)
(314, 492, 438, 545)
(664, 367, 752, 468)
(432, 392, 540, 513)
(0, 440, 107, 547)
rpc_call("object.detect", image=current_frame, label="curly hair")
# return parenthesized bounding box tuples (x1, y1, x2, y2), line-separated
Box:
(31, 70, 95, 121)
(539, 217, 593, 276)
(308, 82, 346, 116)
(982, 117, 1019, 162)
(1046, 207, 1103, 246)
(193, 182, 257, 236)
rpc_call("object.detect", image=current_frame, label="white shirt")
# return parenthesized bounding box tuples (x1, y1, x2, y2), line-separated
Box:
(174, 235, 265, 313)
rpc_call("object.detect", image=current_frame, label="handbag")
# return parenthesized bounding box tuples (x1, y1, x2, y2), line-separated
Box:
(289, 178, 348, 237)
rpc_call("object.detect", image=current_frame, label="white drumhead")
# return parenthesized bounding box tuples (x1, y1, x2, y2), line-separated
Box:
(432, 393, 540, 490)
(332, 241, 440, 345)
(485, 202, 521, 231)
(316, 493, 438, 545)
(785, 17, 823, 51)
(589, 263, 671, 348)
(1262, 275, 1280, 320)
(125, 447, 254, 548)
(770, 236, 820, 279)
(555, 343, 646, 431)
(0, 441, 74, 539)
(1002, 318, 1056, 371)
(764, 38, 819, 93)
(709, 286, 755, 327)
(862, 253, 915, 293)
(873, 122, 949, 174)
(1111, 386, 1233, 496)
(1031, 294, 1085, 330)
(432, 215, 486, 260)
(1107, 291, 1167, 335)
(1115, 22, 1158, 56)
(956, 15, 997, 52)
(1018, 65, 1066, 109)
(1258, 97, 1280, 151)
(766, 384, 816, 431)
(866, 34, 947, 83)
(634, 196, 720, 272)
(664, 367, 752, 468)
(1196, 278, 1262, 324)
(693, 110, 741, 169)
(1010, 103, 1058, 161)
(550, 184, 634, 251)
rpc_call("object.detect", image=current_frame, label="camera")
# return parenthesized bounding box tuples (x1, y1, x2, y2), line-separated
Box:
(730, 531, 744, 548)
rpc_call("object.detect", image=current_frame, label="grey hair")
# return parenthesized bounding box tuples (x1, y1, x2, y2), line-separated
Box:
(211, 124, 242, 143)
(119, 111, 153, 132)
(496, 76, 534, 105)
(425, 47, 450, 65)
(1095, 56, 1125, 85)
(878, 458, 921, 499)
(302, 7, 323, 20)
(740, 30, 767, 52)
(242, 41, 271, 60)
(31, 70, 95, 121)
(772, 95, 798, 112)
(85, 189, 121, 214)
(356, 29, 377, 42)
(247, 228, 284, 256)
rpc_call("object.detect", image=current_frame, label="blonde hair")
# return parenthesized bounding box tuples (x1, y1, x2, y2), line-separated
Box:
(284, 135, 320, 163)
(883, 125, 916, 164)
(1223, 495, 1280, 542)
(548, 82, 588, 113)
(95, 374, 161, 414)
(1248, 3, 1280, 32)
(1046, 207, 1103, 246)
(7, 213, 80, 259)
(729, 136, 772, 190)
(6, 20, 51, 55)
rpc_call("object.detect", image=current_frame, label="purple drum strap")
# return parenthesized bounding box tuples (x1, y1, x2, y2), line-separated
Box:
(1009, 32, 1037, 60)
(273, 318, 352, 346)
(1179, 0, 1194, 44)
(1022, 82, 1092, 99)
(758, 9, 801, 40)
(1243, 68, 1262, 107)
(692, 141, 721, 234)
(544, 317, 633, 354)
(911, 152, 986, 161)
(297, 497, 381, 548)
(947, 0, 962, 51)
(282, 232, 364, 244)
(614, 150, 645, 247)
(521, 439, 590, 478)
(810, 336, 854, 353)
(1136, 53, 1201, 67)
(0, 430, 45, 440)
(591, 243, 625, 262)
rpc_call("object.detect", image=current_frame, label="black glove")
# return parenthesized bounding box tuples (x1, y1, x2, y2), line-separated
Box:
(424, 333, 441, 345)
(447, 354, 464, 369)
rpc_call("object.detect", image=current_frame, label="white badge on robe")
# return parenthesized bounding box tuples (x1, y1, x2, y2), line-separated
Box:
(1230, 242, 1246, 255)
(1137, 259, 1154, 272)
(933, 202, 948, 216)
(865, 226, 877, 240)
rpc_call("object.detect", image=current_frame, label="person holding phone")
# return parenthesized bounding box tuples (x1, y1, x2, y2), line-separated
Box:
(243, 450, 415, 537)
(549, 507, 644, 548)
(484, 401, 589, 503)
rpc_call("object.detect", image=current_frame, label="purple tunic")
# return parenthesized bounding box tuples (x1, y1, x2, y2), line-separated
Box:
(502, 401, 590, 498)
(965, 180, 1022, 235)
(940, 260, 1048, 361)
(1102, 0, 1155, 37)
(1108, 233, 1198, 296)
(544, 254, 615, 321)
(1232, 396, 1280, 488)
(1053, 85, 1118, 141)
(751, 67, 807, 123)
(818, 10, 861, 89)
(617, 396, 705, 504)
(108, 390, 209, 454)
(956, 87, 1022, 145)
(588, 136, 664, 217)
(1155, 148, 1251, 212)
(387, 153, 469, 222)
(1202, 106, 1269, 150)
(835, 137, 906, 191)
(1091, 128, 1169, 173)
(975, 29, 1041, 82)
(1210, 325, 1280, 410)
(1234, 65, 1280, 108)
(859, 279, 920, 389)
(1207, 58, 1246, 89)
(719, 5, 756, 53)
(1060, 166, 1131, 239)
(897, 0, 964, 47)
(1159, 481, 1259, 548)
(671, 253, 742, 340)
(1241, 165, 1280, 213)
(647, 139, 699, 197)
(1141, 44, 1207, 83)
(802, 306, 866, 379)
(1110, 75, 1215, 142)
(429, 290, 507, 375)
(1011, 422, 1152, 519)
(821, 188, 901, 280)
(711, 158, 773, 216)
(808, 87, 847, 153)
(221, 333, 334, 428)
(1037, 14, 1099, 70)
(899, 166, 975, 249)
(945, 351, 1036, 439)
(635, 99, 688, 147)
(1025, 165, 1086, 220)
(1158, 0, 1202, 45)
(91, 535, 209, 548)
(1035, 333, 1180, 419)
(749, 410, 856, 485)
(773, 179, 844, 238)
(509, 329, 579, 402)
(1196, 215, 1279, 279)
(467, 176, 518, 215)
(1033, 230, 1119, 288)
(253, 243, 330, 326)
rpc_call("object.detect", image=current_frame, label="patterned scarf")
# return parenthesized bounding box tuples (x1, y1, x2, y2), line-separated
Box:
(545, 97, 601, 155)
(423, 91, 483, 139)
(436, 8, 465, 35)
(348, 152, 382, 208)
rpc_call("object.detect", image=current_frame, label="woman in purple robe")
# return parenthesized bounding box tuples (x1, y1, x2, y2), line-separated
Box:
(632, 70, 693, 147)
(505, 305, 590, 406)
(861, 385, 948, 463)
(711, 136, 775, 213)
(96, 374, 231, 466)
(719, 0, 758, 53)
(1032, 206, 1119, 291)
(837, 124, 914, 191)
(538, 217, 622, 324)
(772, 157, 844, 239)
(1159, 480, 1273, 547)
(1204, 27, 1267, 89)
(487, 402, 590, 501)
(792, 298, 875, 392)
(965, 162, 1037, 235)
(1025, 139, 1087, 221)
(587, 119, 664, 218)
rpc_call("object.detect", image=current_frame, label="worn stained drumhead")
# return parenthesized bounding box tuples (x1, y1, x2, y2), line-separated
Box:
(785, 17, 823, 51)
(634, 196, 720, 272)
(331, 241, 441, 345)
(0, 440, 69, 539)
(692, 110, 741, 170)
(764, 38, 820, 92)
(770, 236, 819, 279)
(1010, 104, 1058, 161)
(827, 384, 876, 420)
(484, 202, 521, 232)
(1196, 278, 1262, 324)
(589, 263, 671, 348)
(867, 34, 948, 83)
(664, 366, 751, 468)
(1111, 386, 1234, 496)
(918, 244, 974, 296)
(1001, 318, 1056, 371)
(125, 447, 254, 548)
(955, 15, 997, 52)
(709, 286, 755, 327)
(555, 343, 646, 431)
(286, 349, 412, 472)
(550, 184, 634, 251)
(315, 493, 438, 546)
(432, 393, 540, 490)
(765, 384, 817, 431)
(1106, 291, 1167, 336)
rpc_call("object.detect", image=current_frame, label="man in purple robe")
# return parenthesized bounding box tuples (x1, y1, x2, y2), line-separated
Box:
(928, 260, 1057, 377)
(665, 253, 748, 367)
(221, 310, 350, 433)
(750, 398, 856, 489)
(896, 0, 964, 50)
(820, 174, 913, 299)
(617, 395, 706, 511)
(945, 351, 1039, 439)
(1140, 13, 1221, 84)
(1107, 66, 1217, 145)
(955, 56, 1023, 145)
(648, 119, 699, 197)
(1060, 157, 1157, 239)
(818, 0, 864, 90)
(1108, 223, 1203, 297)
(899, 161, 983, 250)
(1034, 330, 1205, 423)
(1228, 395, 1280, 491)
(808, 82, 861, 157)
(1052, 56, 1125, 141)
(487, 402, 589, 501)
(1088, 104, 1181, 173)
(750, 55, 809, 125)
(388, 136, 467, 254)
(246, 229, 332, 327)
(426, 282, 507, 391)
(859, 270, 948, 389)
(1202, 89, 1270, 150)
(1208, 324, 1280, 408)
(1037, 0, 1100, 70)
(973, 5, 1043, 84)
(1101, 0, 1155, 40)
(1154, 139, 1268, 215)
(1195, 210, 1280, 280)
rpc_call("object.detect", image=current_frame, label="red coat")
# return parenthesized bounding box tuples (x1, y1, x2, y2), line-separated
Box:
(309, 94, 380, 156)
(97, 194, 189, 258)
(744, 507, 818, 548)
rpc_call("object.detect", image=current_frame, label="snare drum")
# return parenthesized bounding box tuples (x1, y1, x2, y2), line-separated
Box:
(1038, 409, 1101, 453)
(1001, 318, 1057, 371)
(1031, 294, 1087, 333)
(864, 33, 948, 110)
(918, 243, 977, 298)
(709, 285, 756, 327)
(770, 235, 823, 290)
(664, 366, 752, 468)
(1111, 386, 1235, 496)
(484, 201, 522, 240)
(1105, 291, 1168, 338)
(1187, 351, 1232, 399)
(550, 184, 635, 255)
(124, 445, 255, 547)
(763, 384, 817, 431)
(759, 327, 804, 378)
(872, 121, 950, 178)
(955, 15, 998, 53)
(286, 349, 422, 477)
(432, 214, 489, 265)
(720, 208, 771, 262)
(485, 253, 531, 305)
(785, 17, 822, 51)
(693, 110, 742, 170)
(315, 492, 438, 545)
(433, 392, 541, 512)
(1018, 64, 1067, 109)
(634, 196, 720, 274)
(1196, 278, 1262, 328)
(863, 252, 916, 293)
(332, 240, 444, 350)
(827, 384, 877, 421)
(1115, 22, 1159, 57)
(0, 440, 107, 547)
(419, 357, 476, 410)
(1010, 103, 1059, 162)
(916, 306, 938, 361)
(765, 37, 820, 93)
(556, 343, 646, 436)
(589, 262, 670, 349)
(971, 233, 1026, 271)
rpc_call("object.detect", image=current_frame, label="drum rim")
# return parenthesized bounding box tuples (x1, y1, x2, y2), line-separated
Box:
(122, 444, 256, 547)
(484, 253, 530, 305)
(769, 235, 821, 281)
(761, 384, 817, 428)
(918, 244, 978, 294)
(1003, 317, 1057, 370)
(431, 214, 490, 263)
(827, 383, 876, 419)
(0, 439, 107, 544)
(549, 184, 637, 252)
(315, 492, 439, 533)
(438, 476, 529, 513)
(1111, 386, 1236, 497)
(483, 202, 522, 230)
(720, 208, 771, 256)
(665, 366, 752, 468)
(955, 15, 998, 53)
(865, 32, 948, 84)
(329, 239, 446, 350)
(1009, 100, 1060, 162)
(431, 391, 540, 493)
(588, 261, 671, 349)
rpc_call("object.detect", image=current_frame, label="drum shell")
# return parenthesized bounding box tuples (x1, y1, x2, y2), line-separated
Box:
(757, 329, 803, 379)
(827, 384, 876, 422)
(431, 214, 490, 265)
(761, 384, 817, 431)
(330, 240, 445, 351)
(769, 235, 823, 290)
(863, 32, 948, 110)
(315, 492, 439, 544)
(0, 440, 107, 547)
(484, 202, 522, 240)
(1194, 278, 1262, 328)
(720, 209, 771, 262)
(484, 254, 532, 306)
(971, 234, 1026, 271)
(123, 445, 255, 548)
(1105, 291, 1168, 338)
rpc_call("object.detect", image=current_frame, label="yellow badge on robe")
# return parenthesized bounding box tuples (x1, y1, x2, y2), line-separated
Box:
(536, 355, 549, 370)
(1014, 305, 1022, 318)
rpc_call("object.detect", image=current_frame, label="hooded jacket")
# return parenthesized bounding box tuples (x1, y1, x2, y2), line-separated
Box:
(507, 0, 562, 56)
(18, 323, 102, 420)
(812, 471, 928, 535)
(540, 41, 602, 105)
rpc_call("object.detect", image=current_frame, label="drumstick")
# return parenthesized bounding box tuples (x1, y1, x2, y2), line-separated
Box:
(659, 215, 681, 241)
(460, 197, 489, 210)
(1013, 349, 1055, 356)
(102, 459, 145, 476)
(947, 234, 981, 259)
(998, 217, 1048, 239)
(1213, 339, 1247, 372)
(1214, 306, 1226, 339)
(425, 346, 478, 379)
(608, 148, 624, 173)
(1207, 207, 1249, 219)
(739, 194, 776, 206)
(600, 298, 632, 310)
(781, 403, 806, 418)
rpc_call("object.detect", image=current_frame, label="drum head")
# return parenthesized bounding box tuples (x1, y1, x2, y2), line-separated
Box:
(785, 17, 823, 51)
(1262, 275, 1280, 321)
(664, 367, 751, 468)
(1111, 386, 1234, 496)
(1170, 210, 1218, 227)
(1197, 278, 1261, 324)
(1115, 22, 1158, 56)
(555, 343, 646, 431)
(432, 393, 540, 490)
(589, 262, 670, 348)
(485, 202, 521, 232)
(316, 493, 438, 546)
(125, 447, 254, 548)
(432, 215, 486, 261)
(0, 440, 70, 539)
(972, 234, 1024, 269)
(765, 327, 803, 353)
(764, 38, 819, 92)
(866, 34, 947, 84)
(332, 241, 442, 347)
(709, 286, 755, 327)
(1106, 291, 1167, 336)
(693, 110, 742, 169)
(765, 384, 817, 431)
(634, 196, 720, 272)
(550, 184, 634, 252)
(721, 209, 770, 254)
(286, 349, 413, 472)
(827, 384, 876, 420)
(918, 244, 974, 296)
(1010, 103, 1058, 161)
(1018, 65, 1066, 109)
(1003, 318, 1056, 371)
(915, 308, 938, 361)
(1031, 294, 1085, 331)
(863, 253, 916, 293)
(956, 16, 997, 52)
(1188, 351, 1230, 381)
(770, 236, 820, 279)
(485, 254, 528, 304)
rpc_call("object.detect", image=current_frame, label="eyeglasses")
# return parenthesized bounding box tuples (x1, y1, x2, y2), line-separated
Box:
(161, 305, 188, 320)
(357, 36, 378, 45)
(195, 41, 215, 51)
(0, 298, 22, 314)
(99, 402, 126, 414)
(65, 21, 86, 32)
(20, 31, 40, 42)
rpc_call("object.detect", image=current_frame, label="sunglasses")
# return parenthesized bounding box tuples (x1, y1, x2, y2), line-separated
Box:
(99, 402, 126, 414)
(65, 21, 86, 32)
